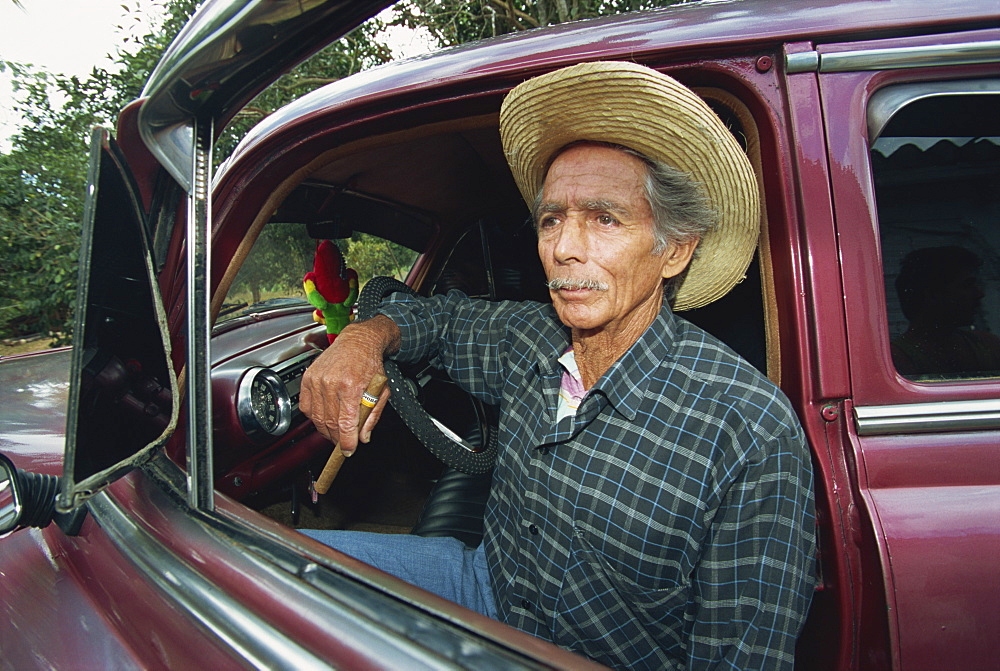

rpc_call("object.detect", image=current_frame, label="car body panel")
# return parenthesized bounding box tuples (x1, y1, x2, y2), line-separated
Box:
(815, 29, 1000, 669)
(0, 348, 71, 475)
(1, 527, 149, 670)
(230, 0, 999, 161)
(2, 0, 999, 668)
(862, 482, 999, 670)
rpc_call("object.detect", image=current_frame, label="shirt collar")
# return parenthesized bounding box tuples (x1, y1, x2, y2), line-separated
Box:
(533, 302, 679, 420)
(589, 303, 680, 421)
(535, 304, 572, 377)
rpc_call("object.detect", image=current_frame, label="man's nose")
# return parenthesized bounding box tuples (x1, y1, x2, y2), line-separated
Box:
(553, 218, 588, 264)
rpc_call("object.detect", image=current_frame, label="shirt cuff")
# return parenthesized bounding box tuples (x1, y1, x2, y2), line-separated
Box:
(376, 291, 432, 363)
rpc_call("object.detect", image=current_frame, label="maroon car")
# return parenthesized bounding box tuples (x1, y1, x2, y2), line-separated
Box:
(1, 0, 997, 668)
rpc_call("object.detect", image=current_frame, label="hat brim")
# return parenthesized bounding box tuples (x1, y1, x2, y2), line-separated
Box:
(499, 61, 759, 311)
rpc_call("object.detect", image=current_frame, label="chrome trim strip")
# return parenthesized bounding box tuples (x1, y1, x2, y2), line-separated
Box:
(785, 51, 819, 74)
(786, 40, 1000, 74)
(855, 399, 1000, 436)
(272, 349, 320, 386)
(88, 492, 331, 670)
(867, 79, 1000, 140)
(186, 120, 216, 511)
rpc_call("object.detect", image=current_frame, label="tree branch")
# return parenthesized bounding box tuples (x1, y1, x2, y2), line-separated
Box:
(488, 0, 540, 29)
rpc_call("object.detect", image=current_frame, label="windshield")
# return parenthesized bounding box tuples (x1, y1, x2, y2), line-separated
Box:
(218, 223, 419, 322)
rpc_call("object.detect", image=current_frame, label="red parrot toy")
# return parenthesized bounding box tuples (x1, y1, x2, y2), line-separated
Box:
(303, 240, 359, 344)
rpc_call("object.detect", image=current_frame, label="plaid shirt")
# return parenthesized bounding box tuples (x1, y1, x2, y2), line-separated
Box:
(381, 291, 815, 670)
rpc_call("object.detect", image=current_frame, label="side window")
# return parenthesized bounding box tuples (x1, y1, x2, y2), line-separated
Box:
(219, 222, 419, 322)
(430, 218, 548, 303)
(870, 83, 1000, 381)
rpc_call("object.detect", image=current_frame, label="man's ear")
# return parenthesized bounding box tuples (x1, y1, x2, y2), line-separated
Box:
(661, 239, 699, 279)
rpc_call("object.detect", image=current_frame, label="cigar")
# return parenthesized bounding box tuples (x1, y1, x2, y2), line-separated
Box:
(312, 373, 387, 495)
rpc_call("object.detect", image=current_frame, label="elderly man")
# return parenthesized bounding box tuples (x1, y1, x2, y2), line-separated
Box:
(300, 62, 815, 670)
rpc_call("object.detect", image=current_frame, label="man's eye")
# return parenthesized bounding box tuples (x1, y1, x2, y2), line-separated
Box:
(538, 216, 560, 229)
(596, 214, 619, 226)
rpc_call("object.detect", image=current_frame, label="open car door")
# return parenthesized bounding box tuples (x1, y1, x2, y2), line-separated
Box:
(58, 129, 178, 512)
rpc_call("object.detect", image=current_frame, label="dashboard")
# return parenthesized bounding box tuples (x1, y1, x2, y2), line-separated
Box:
(208, 307, 330, 499)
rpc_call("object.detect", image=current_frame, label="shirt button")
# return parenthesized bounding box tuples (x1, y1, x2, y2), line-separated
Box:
(528, 524, 539, 535)
(538, 446, 549, 456)
(520, 598, 532, 610)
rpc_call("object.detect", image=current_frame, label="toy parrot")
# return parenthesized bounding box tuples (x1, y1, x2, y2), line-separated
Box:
(303, 240, 358, 344)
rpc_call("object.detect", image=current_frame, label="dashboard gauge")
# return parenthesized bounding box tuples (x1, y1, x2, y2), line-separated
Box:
(237, 367, 292, 441)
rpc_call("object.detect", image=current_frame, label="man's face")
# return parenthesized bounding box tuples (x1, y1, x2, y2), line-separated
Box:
(536, 144, 694, 336)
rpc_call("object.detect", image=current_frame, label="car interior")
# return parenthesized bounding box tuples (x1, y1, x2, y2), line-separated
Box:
(100, 60, 861, 665)
(200, 82, 778, 553)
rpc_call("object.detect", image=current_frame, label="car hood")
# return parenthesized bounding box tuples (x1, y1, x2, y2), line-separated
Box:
(0, 348, 71, 474)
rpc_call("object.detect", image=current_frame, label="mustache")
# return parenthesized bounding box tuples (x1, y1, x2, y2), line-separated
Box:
(546, 277, 609, 292)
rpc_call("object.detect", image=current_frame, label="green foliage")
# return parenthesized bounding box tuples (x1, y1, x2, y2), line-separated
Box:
(223, 228, 418, 318)
(0, 150, 79, 339)
(390, 0, 687, 46)
(0, 0, 200, 341)
(346, 234, 419, 284)
(219, 19, 395, 159)
(229, 222, 316, 307)
(0, 61, 93, 341)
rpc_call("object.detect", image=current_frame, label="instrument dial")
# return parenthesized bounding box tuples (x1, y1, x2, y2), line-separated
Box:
(237, 367, 292, 441)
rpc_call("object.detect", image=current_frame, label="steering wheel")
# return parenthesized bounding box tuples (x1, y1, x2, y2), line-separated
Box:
(356, 276, 498, 474)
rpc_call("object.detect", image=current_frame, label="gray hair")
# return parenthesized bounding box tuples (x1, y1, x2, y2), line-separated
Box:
(533, 141, 717, 301)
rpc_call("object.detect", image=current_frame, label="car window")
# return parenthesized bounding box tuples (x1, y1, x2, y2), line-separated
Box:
(430, 218, 549, 304)
(218, 222, 419, 322)
(871, 84, 1000, 381)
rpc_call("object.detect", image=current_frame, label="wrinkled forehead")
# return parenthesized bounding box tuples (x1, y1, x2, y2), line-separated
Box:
(540, 140, 653, 185)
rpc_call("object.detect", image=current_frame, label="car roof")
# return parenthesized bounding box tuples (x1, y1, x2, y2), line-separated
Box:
(228, 0, 998, 161)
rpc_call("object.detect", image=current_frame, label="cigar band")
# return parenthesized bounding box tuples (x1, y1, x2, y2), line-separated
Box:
(360, 392, 379, 408)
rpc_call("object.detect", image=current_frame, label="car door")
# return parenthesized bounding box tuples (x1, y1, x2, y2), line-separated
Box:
(814, 27, 1000, 671)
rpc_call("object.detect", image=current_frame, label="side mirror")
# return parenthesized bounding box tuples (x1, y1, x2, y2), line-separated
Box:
(0, 453, 85, 536)
(0, 454, 22, 534)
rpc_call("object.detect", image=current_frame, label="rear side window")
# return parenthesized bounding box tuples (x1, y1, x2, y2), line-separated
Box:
(870, 83, 1000, 381)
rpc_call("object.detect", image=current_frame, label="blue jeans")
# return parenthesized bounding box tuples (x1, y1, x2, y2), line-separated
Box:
(301, 530, 497, 618)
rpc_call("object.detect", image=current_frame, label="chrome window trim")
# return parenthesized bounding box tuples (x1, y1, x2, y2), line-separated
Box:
(186, 120, 216, 512)
(854, 399, 1000, 436)
(867, 79, 1000, 140)
(786, 40, 1000, 74)
(88, 491, 333, 669)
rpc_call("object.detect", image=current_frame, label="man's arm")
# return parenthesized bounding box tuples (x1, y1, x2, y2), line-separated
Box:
(687, 434, 816, 670)
(378, 290, 522, 403)
(300, 290, 520, 453)
(300, 314, 400, 453)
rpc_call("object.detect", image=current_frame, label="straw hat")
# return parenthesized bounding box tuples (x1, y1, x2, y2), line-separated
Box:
(499, 61, 759, 311)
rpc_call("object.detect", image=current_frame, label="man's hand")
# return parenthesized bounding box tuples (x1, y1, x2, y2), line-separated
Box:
(300, 314, 401, 455)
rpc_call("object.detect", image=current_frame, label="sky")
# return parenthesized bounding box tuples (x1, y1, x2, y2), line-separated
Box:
(0, 0, 165, 148)
(0, 0, 431, 150)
